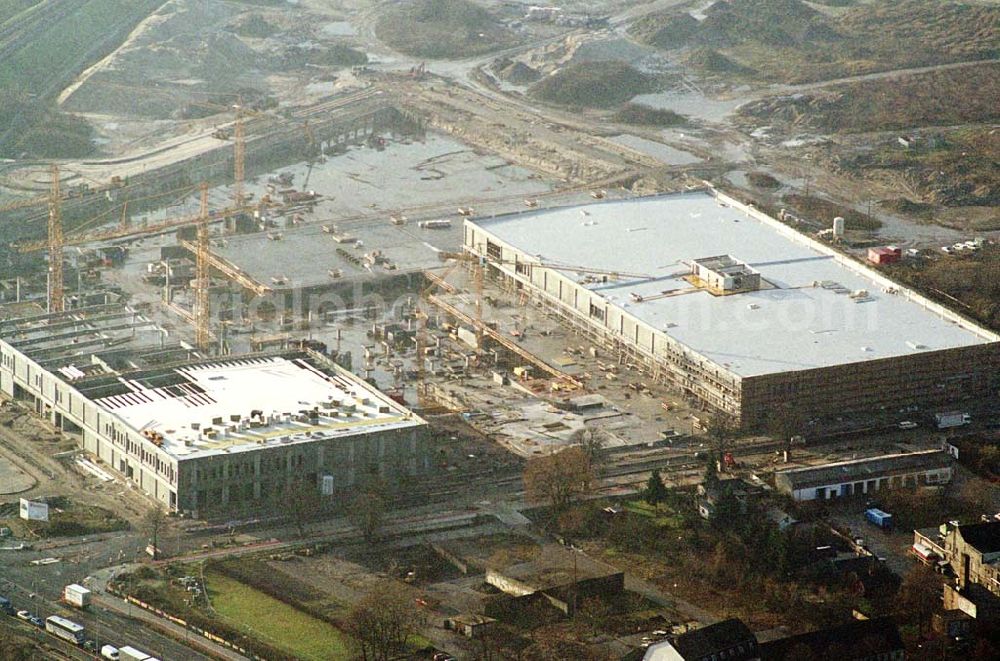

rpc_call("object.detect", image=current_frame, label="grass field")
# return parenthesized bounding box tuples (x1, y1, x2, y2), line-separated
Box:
(206, 571, 352, 661)
(623, 500, 685, 528)
(0, 0, 40, 24)
(0, 0, 162, 95)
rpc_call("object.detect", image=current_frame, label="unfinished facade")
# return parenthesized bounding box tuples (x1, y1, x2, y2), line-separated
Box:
(463, 189, 1000, 427)
(0, 302, 427, 516)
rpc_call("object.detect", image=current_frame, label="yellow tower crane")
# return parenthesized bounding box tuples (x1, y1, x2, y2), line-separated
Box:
(233, 107, 246, 209)
(47, 164, 64, 313)
(195, 182, 211, 351)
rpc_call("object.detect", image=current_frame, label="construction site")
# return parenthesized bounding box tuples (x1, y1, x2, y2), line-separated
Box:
(0, 33, 995, 515)
(0, 3, 998, 660)
(462, 189, 1000, 427)
(0, 295, 429, 516)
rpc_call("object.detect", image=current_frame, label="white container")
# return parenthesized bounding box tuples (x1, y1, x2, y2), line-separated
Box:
(63, 583, 91, 609)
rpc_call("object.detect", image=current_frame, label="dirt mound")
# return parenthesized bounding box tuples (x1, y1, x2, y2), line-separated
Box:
(634, 0, 827, 50)
(631, 13, 699, 50)
(494, 58, 541, 85)
(634, 0, 998, 83)
(529, 61, 655, 109)
(683, 47, 753, 75)
(232, 14, 278, 39)
(739, 63, 1000, 133)
(611, 104, 685, 127)
(376, 0, 519, 59)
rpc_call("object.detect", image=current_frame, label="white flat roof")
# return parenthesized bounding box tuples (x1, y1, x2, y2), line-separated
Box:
(472, 191, 996, 377)
(94, 355, 422, 460)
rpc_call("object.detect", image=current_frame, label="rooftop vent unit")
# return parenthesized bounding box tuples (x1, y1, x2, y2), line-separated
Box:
(691, 255, 761, 293)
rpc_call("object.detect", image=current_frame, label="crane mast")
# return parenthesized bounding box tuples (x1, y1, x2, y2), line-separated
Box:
(47, 164, 64, 313)
(195, 183, 211, 351)
(233, 108, 246, 209)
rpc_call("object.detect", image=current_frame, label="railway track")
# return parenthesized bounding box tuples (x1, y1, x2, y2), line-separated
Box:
(1, 575, 214, 660)
(1, 618, 89, 660)
(391, 431, 801, 507)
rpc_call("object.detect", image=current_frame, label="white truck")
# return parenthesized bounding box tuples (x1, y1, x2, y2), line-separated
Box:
(935, 411, 971, 429)
(63, 583, 91, 609)
(101, 645, 120, 660)
(119, 646, 156, 661)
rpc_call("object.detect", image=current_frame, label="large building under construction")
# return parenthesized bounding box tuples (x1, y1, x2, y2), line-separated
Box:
(464, 189, 1000, 428)
(0, 301, 428, 515)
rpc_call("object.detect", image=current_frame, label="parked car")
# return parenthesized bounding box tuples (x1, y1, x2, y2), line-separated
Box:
(16, 609, 31, 621)
(28, 615, 43, 628)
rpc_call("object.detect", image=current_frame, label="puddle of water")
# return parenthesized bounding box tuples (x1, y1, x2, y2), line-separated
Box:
(610, 134, 701, 165)
(631, 91, 744, 123)
(725, 170, 748, 188)
(321, 21, 357, 37)
(305, 81, 337, 95)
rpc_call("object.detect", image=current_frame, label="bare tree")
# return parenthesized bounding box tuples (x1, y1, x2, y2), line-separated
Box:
(703, 414, 740, 477)
(142, 505, 166, 560)
(348, 476, 387, 543)
(345, 581, 423, 661)
(896, 564, 941, 634)
(958, 478, 995, 517)
(284, 478, 323, 538)
(475, 623, 525, 661)
(977, 444, 1000, 475)
(575, 596, 611, 636)
(763, 403, 805, 450)
(704, 414, 738, 451)
(571, 427, 608, 474)
(524, 446, 594, 513)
